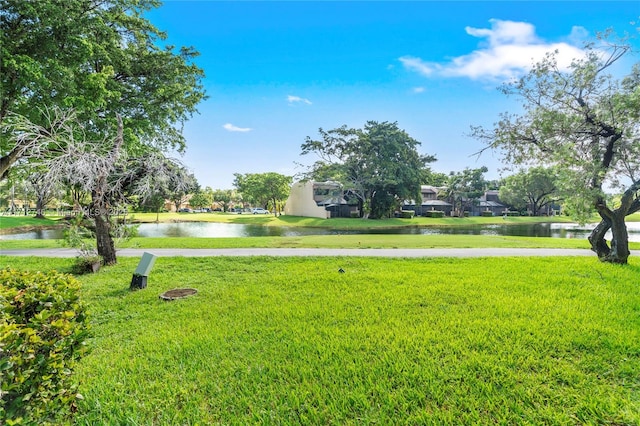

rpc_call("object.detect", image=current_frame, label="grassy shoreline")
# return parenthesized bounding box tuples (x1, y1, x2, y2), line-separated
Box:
(2, 212, 639, 250)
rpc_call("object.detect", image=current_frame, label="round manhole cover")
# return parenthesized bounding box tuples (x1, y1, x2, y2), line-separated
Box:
(159, 288, 197, 301)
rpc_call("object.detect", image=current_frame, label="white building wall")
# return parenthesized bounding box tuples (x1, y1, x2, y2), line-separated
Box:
(284, 181, 330, 219)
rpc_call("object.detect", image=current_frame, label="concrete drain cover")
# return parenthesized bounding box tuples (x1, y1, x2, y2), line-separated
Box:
(159, 288, 197, 301)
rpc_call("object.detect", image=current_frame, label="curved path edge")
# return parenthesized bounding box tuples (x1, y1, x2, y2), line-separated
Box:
(3, 248, 639, 258)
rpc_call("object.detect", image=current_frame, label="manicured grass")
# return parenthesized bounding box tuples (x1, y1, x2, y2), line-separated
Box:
(121, 234, 596, 249)
(2, 234, 640, 251)
(4, 256, 640, 424)
(0, 215, 60, 230)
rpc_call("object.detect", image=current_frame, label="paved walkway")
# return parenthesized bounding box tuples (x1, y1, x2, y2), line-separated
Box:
(4, 247, 638, 258)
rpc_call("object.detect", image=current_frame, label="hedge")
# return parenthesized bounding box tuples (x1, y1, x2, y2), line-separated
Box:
(424, 211, 445, 218)
(0, 268, 90, 425)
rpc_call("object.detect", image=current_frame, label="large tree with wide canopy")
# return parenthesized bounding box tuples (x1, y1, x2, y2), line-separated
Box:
(0, 0, 205, 177)
(1, 0, 206, 264)
(472, 39, 639, 263)
(302, 121, 435, 219)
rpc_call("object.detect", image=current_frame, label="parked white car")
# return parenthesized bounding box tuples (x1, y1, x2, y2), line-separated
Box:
(251, 208, 270, 214)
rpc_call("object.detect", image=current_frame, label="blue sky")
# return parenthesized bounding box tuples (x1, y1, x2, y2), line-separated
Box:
(146, 1, 640, 189)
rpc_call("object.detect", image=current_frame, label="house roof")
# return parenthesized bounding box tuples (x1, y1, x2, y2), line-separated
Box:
(421, 200, 452, 206)
(420, 185, 445, 194)
(478, 201, 504, 207)
(312, 181, 342, 190)
(316, 196, 347, 206)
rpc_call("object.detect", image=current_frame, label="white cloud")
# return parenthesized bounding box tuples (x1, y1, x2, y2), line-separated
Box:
(287, 95, 312, 105)
(398, 56, 434, 76)
(568, 25, 590, 44)
(223, 123, 252, 132)
(412, 86, 425, 93)
(465, 19, 539, 46)
(400, 19, 588, 81)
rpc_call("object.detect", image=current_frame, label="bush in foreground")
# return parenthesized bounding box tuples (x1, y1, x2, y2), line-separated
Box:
(0, 268, 90, 425)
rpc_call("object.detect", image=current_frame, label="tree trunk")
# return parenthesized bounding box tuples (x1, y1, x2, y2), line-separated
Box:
(589, 210, 629, 264)
(608, 213, 630, 264)
(91, 187, 117, 265)
(35, 197, 46, 219)
(94, 213, 117, 265)
(588, 218, 611, 259)
(590, 182, 640, 264)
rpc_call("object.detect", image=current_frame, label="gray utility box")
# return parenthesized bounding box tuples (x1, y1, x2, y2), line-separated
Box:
(130, 252, 157, 290)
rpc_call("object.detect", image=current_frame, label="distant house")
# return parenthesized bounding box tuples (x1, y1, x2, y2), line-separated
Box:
(403, 185, 453, 216)
(284, 181, 352, 219)
(472, 190, 506, 216)
(164, 194, 194, 212)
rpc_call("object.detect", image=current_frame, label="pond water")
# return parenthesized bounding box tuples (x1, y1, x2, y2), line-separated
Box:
(2, 221, 640, 241)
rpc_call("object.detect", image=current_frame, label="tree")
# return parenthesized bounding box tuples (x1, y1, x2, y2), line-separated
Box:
(444, 167, 488, 217)
(302, 121, 435, 219)
(5, 161, 65, 218)
(4, 109, 194, 265)
(499, 167, 561, 215)
(27, 171, 59, 219)
(233, 172, 292, 215)
(141, 193, 167, 221)
(189, 187, 212, 210)
(212, 189, 235, 212)
(0, 0, 206, 178)
(423, 169, 449, 187)
(297, 160, 347, 184)
(169, 173, 198, 212)
(472, 40, 639, 263)
(138, 161, 196, 218)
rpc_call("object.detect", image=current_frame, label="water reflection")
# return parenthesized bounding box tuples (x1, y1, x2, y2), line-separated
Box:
(1, 229, 66, 240)
(1, 221, 639, 241)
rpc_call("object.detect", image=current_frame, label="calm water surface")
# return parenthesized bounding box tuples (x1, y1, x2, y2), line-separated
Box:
(2, 222, 640, 241)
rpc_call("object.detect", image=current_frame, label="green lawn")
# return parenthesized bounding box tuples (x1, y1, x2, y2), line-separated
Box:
(4, 256, 640, 425)
(2, 234, 640, 251)
(0, 215, 60, 230)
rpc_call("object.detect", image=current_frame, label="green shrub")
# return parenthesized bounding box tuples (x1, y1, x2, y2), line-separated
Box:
(0, 268, 90, 425)
(400, 210, 414, 219)
(350, 212, 359, 218)
(424, 210, 445, 218)
(481, 211, 494, 217)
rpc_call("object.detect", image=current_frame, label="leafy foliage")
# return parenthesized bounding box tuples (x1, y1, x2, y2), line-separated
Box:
(0, 268, 90, 425)
(302, 121, 435, 219)
(499, 167, 561, 215)
(472, 38, 640, 262)
(211, 189, 237, 212)
(189, 188, 213, 210)
(3, 109, 193, 265)
(233, 172, 292, 214)
(1, 0, 206, 176)
(443, 166, 488, 217)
